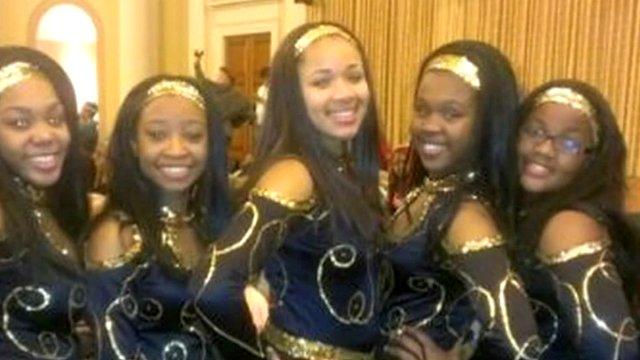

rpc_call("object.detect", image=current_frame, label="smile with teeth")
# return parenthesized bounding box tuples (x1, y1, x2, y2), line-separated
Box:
(523, 160, 551, 177)
(420, 142, 446, 156)
(159, 166, 191, 180)
(329, 108, 358, 123)
(30, 154, 59, 171)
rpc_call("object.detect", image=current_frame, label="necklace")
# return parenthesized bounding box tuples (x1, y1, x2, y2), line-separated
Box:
(13, 177, 76, 260)
(159, 206, 197, 270)
(388, 173, 463, 242)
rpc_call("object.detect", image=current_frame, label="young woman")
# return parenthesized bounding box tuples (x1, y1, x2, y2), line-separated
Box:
(382, 41, 544, 359)
(85, 75, 230, 359)
(192, 22, 385, 359)
(514, 79, 639, 359)
(0, 46, 90, 358)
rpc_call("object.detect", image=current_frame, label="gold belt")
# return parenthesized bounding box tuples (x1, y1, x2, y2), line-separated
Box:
(262, 323, 374, 360)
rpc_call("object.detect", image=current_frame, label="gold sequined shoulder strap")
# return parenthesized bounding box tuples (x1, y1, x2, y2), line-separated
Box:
(537, 239, 610, 265)
(249, 188, 316, 211)
(86, 213, 143, 270)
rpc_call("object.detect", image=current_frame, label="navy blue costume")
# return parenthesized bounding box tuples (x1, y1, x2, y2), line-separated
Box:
(193, 185, 383, 359)
(383, 175, 546, 359)
(87, 214, 218, 360)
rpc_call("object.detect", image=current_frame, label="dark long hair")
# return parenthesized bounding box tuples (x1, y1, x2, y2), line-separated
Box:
(0, 46, 88, 256)
(515, 79, 638, 304)
(400, 40, 520, 236)
(105, 75, 231, 270)
(248, 22, 382, 244)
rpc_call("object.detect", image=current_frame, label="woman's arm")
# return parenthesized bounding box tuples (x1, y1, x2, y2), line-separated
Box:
(444, 201, 544, 359)
(192, 158, 316, 357)
(538, 211, 638, 360)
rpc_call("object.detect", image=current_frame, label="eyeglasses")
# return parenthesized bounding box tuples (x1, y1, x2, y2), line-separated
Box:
(520, 124, 591, 155)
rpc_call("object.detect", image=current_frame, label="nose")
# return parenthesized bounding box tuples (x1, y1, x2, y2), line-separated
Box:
(532, 136, 556, 157)
(332, 78, 357, 100)
(165, 135, 189, 157)
(30, 121, 56, 146)
(412, 113, 441, 134)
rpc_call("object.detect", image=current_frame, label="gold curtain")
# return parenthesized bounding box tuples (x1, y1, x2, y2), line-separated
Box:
(308, 0, 640, 178)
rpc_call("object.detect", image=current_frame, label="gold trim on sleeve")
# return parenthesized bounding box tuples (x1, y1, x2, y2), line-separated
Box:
(443, 234, 505, 255)
(250, 188, 316, 211)
(537, 240, 608, 265)
(91, 225, 143, 269)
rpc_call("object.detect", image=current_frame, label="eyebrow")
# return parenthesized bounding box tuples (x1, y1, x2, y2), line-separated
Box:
(0, 101, 63, 115)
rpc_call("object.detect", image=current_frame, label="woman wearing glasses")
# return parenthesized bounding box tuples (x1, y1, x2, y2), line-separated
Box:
(514, 79, 639, 359)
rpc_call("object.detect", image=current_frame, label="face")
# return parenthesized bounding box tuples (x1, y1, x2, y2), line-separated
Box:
(517, 102, 595, 194)
(0, 76, 70, 188)
(411, 70, 478, 177)
(298, 36, 370, 141)
(135, 95, 207, 196)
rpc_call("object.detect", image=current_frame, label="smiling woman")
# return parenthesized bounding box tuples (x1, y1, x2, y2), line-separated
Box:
(0, 46, 90, 359)
(84, 75, 230, 360)
(514, 80, 639, 359)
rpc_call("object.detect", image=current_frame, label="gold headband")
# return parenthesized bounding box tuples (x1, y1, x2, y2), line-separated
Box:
(146, 80, 205, 110)
(534, 86, 599, 143)
(425, 54, 481, 90)
(0, 61, 40, 95)
(294, 25, 355, 57)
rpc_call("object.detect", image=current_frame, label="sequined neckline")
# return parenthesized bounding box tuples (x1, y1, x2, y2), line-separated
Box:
(13, 176, 46, 205)
(159, 206, 198, 271)
(13, 177, 77, 260)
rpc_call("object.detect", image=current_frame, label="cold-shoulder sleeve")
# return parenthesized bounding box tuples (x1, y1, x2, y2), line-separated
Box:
(85, 222, 142, 359)
(443, 203, 545, 359)
(539, 241, 638, 359)
(192, 187, 316, 357)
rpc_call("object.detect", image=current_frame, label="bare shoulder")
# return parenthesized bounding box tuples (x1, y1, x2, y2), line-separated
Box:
(447, 200, 500, 248)
(538, 210, 608, 258)
(254, 158, 315, 202)
(86, 212, 138, 265)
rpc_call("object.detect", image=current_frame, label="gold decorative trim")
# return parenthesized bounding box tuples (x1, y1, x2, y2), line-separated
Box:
(582, 256, 638, 342)
(426, 54, 481, 90)
(263, 323, 373, 360)
(92, 225, 143, 269)
(443, 234, 505, 256)
(250, 188, 316, 211)
(294, 24, 355, 57)
(537, 240, 608, 265)
(146, 80, 205, 110)
(0, 61, 40, 95)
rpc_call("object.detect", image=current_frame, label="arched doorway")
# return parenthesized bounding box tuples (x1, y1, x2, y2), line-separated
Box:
(34, 3, 98, 114)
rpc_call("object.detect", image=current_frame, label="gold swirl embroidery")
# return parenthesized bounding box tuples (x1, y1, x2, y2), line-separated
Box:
(582, 253, 638, 342)
(443, 234, 505, 255)
(250, 188, 316, 211)
(193, 200, 265, 358)
(263, 323, 373, 360)
(537, 240, 609, 265)
(498, 271, 543, 360)
(558, 281, 583, 341)
(216, 201, 259, 255)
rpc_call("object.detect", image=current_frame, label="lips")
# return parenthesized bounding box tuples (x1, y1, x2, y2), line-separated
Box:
(28, 153, 60, 172)
(158, 165, 192, 181)
(414, 137, 447, 158)
(328, 108, 358, 125)
(522, 159, 553, 179)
